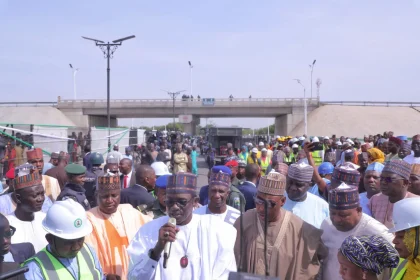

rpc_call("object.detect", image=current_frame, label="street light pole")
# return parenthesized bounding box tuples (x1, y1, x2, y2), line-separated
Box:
(293, 79, 307, 136)
(309, 59, 316, 99)
(82, 35, 135, 151)
(188, 61, 193, 97)
(69, 64, 79, 99)
(163, 90, 186, 131)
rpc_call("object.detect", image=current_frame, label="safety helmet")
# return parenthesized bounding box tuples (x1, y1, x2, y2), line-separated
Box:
(42, 200, 92, 239)
(312, 137, 320, 143)
(292, 144, 299, 149)
(389, 197, 420, 233)
(318, 162, 334, 175)
(90, 152, 104, 165)
(151, 162, 171, 176)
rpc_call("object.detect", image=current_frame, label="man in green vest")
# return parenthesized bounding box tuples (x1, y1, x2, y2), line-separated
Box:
(390, 197, 420, 280)
(23, 199, 120, 280)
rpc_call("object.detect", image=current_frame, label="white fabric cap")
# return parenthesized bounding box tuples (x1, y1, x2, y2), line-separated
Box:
(324, 136, 330, 140)
(312, 137, 319, 143)
(252, 148, 258, 153)
(151, 162, 171, 176)
(292, 144, 299, 148)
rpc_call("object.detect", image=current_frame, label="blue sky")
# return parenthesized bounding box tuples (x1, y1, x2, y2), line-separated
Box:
(1, 1, 420, 128)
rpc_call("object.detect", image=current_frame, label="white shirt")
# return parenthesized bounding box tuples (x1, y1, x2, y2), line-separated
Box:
(403, 154, 420, 164)
(359, 193, 372, 216)
(127, 214, 237, 280)
(7, 212, 48, 253)
(283, 192, 329, 229)
(321, 213, 394, 280)
(193, 205, 240, 226)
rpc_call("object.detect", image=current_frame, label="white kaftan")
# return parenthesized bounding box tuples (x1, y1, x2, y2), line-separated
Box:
(193, 205, 240, 226)
(127, 214, 237, 280)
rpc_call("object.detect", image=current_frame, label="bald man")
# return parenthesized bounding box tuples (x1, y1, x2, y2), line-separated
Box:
(120, 164, 156, 209)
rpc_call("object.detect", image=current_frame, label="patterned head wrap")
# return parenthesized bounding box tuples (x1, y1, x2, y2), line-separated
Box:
(98, 172, 120, 191)
(403, 227, 420, 279)
(167, 173, 197, 195)
(258, 172, 286, 196)
(367, 148, 385, 164)
(328, 182, 359, 210)
(382, 159, 412, 180)
(275, 163, 289, 177)
(340, 235, 399, 274)
(287, 162, 314, 183)
(366, 162, 384, 173)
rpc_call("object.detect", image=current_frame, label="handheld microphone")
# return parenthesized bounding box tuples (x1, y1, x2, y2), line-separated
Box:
(163, 217, 176, 269)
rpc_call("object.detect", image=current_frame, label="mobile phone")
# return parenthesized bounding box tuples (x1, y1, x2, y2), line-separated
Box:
(313, 142, 324, 151)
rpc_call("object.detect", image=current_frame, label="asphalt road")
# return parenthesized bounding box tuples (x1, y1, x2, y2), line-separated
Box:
(196, 153, 210, 189)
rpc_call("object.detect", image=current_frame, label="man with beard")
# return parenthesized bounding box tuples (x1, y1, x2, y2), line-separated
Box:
(127, 172, 237, 279)
(283, 162, 329, 228)
(86, 173, 151, 279)
(0, 213, 35, 263)
(368, 159, 419, 228)
(403, 134, 420, 164)
(386, 136, 402, 162)
(194, 167, 240, 225)
(7, 171, 47, 252)
(233, 172, 327, 279)
(23, 199, 117, 280)
(321, 183, 394, 280)
(26, 148, 61, 202)
(360, 162, 383, 216)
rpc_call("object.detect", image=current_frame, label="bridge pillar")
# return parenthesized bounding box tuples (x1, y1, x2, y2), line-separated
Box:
(183, 115, 200, 135)
(275, 115, 292, 136)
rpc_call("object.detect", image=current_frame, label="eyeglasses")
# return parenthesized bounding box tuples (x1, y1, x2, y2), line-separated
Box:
(380, 176, 405, 183)
(253, 196, 277, 208)
(3, 226, 16, 239)
(165, 198, 193, 208)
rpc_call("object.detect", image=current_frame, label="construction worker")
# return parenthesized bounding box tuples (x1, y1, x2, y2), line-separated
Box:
(23, 199, 120, 280)
(390, 197, 420, 280)
(310, 137, 324, 166)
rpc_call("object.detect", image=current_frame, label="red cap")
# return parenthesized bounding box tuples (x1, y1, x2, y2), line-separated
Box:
(27, 148, 43, 160)
(224, 160, 238, 167)
(6, 168, 15, 180)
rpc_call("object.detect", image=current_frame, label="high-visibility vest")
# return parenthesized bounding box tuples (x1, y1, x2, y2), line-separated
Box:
(390, 258, 420, 280)
(311, 150, 323, 166)
(260, 157, 270, 175)
(22, 244, 101, 280)
(239, 152, 248, 161)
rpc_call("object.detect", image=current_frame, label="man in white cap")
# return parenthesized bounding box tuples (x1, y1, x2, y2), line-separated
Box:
(260, 148, 271, 176)
(23, 199, 119, 279)
(247, 147, 261, 166)
(311, 137, 324, 166)
(292, 144, 299, 159)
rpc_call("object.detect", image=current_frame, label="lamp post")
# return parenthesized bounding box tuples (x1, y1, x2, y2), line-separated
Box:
(293, 79, 307, 136)
(82, 35, 135, 150)
(309, 59, 316, 99)
(69, 64, 79, 99)
(188, 61, 193, 97)
(162, 90, 186, 131)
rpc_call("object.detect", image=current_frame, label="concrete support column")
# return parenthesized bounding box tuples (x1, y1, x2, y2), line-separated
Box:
(275, 115, 292, 136)
(183, 115, 200, 135)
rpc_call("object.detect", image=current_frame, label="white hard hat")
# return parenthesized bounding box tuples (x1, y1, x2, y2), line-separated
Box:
(251, 148, 258, 153)
(258, 142, 264, 146)
(42, 200, 92, 239)
(151, 162, 171, 176)
(291, 138, 298, 143)
(298, 136, 305, 141)
(261, 148, 268, 152)
(347, 139, 354, 145)
(324, 136, 330, 140)
(389, 197, 420, 233)
(336, 141, 342, 145)
(312, 137, 320, 143)
(292, 144, 299, 148)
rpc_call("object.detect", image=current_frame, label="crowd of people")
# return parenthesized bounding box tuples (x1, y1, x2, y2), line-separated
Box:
(0, 131, 419, 279)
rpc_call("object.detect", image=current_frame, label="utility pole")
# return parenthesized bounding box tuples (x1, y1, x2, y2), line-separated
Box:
(163, 90, 186, 131)
(309, 59, 316, 99)
(293, 79, 307, 136)
(82, 35, 135, 151)
(69, 64, 79, 99)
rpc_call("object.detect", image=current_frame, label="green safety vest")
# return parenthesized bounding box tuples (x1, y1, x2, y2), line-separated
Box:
(260, 157, 270, 175)
(391, 258, 420, 280)
(22, 244, 101, 280)
(311, 150, 323, 166)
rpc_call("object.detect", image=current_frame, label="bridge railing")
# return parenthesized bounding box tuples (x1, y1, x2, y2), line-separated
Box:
(56, 98, 320, 108)
(0, 102, 57, 107)
(321, 101, 420, 107)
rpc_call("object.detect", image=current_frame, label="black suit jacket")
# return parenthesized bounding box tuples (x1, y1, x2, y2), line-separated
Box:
(9, 243, 35, 263)
(120, 171, 136, 189)
(120, 184, 155, 209)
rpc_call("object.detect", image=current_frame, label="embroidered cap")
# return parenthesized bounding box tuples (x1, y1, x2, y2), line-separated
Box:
(288, 162, 314, 182)
(257, 172, 286, 196)
(382, 159, 412, 180)
(332, 164, 361, 188)
(26, 148, 43, 161)
(275, 162, 289, 176)
(209, 167, 231, 188)
(166, 173, 197, 195)
(328, 182, 359, 210)
(98, 173, 120, 191)
(13, 172, 43, 191)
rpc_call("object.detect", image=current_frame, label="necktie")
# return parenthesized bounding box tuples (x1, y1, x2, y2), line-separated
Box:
(124, 175, 128, 188)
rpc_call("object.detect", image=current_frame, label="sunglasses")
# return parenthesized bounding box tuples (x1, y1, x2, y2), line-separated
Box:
(4, 226, 16, 239)
(380, 176, 405, 184)
(253, 196, 277, 208)
(165, 198, 193, 208)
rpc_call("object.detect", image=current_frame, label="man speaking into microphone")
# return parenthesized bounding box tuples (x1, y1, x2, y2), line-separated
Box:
(127, 172, 237, 280)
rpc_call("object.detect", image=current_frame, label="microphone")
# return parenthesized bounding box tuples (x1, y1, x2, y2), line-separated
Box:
(163, 217, 176, 269)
